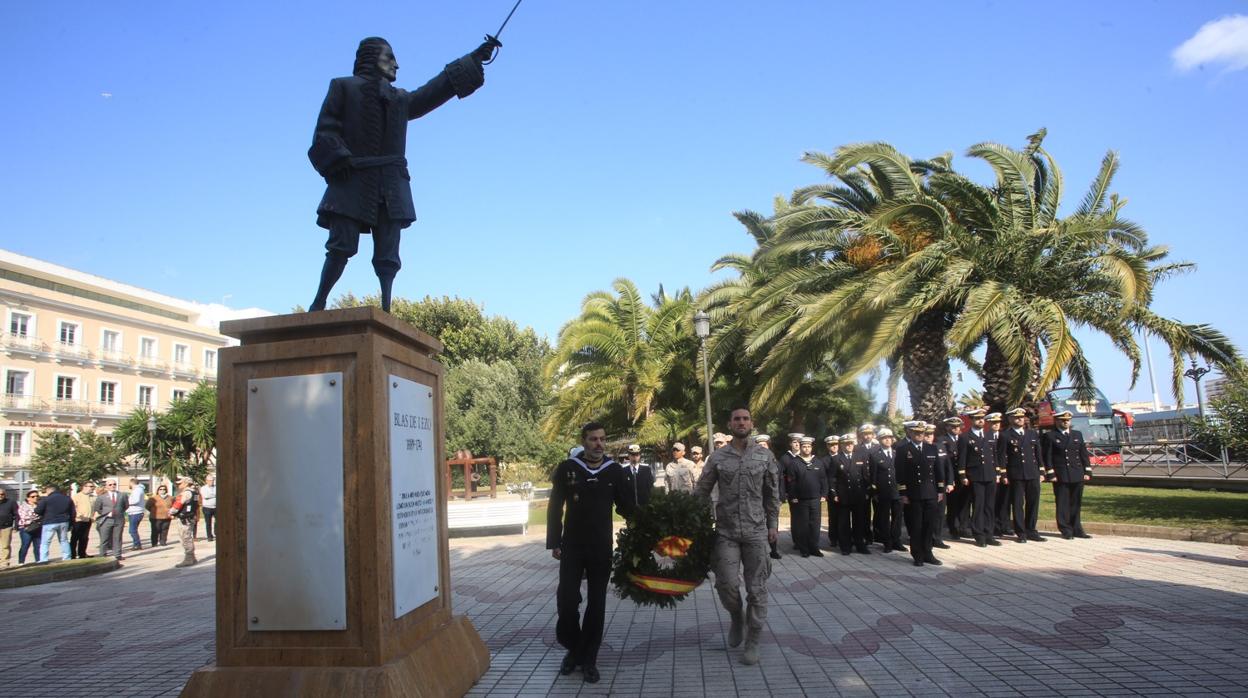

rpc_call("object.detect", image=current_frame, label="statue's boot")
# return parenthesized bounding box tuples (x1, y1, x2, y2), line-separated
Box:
(379, 274, 395, 313)
(309, 256, 348, 311)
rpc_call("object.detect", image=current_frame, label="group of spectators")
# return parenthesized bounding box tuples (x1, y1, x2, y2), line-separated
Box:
(0, 473, 217, 568)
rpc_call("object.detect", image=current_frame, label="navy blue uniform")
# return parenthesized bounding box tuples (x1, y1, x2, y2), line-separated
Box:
(1042, 429, 1092, 538)
(835, 451, 873, 553)
(998, 428, 1044, 540)
(547, 457, 634, 666)
(869, 446, 904, 551)
(787, 455, 828, 555)
(897, 439, 946, 565)
(957, 429, 1001, 544)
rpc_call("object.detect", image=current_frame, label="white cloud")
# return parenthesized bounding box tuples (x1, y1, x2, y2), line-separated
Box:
(1172, 14, 1248, 73)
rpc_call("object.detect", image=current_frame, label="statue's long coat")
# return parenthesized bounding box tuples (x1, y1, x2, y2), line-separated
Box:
(308, 55, 483, 230)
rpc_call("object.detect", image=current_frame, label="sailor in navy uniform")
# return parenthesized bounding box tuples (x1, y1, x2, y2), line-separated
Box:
(788, 436, 828, 557)
(834, 432, 874, 554)
(897, 421, 946, 566)
(547, 422, 634, 683)
(986, 412, 1011, 537)
(869, 428, 905, 553)
(997, 408, 1047, 543)
(1042, 411, 1093, 539)
(957, 409, 1003, 547)
(621, 443, 655, 508)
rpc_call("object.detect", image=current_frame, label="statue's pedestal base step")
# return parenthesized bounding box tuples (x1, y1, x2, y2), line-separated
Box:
(181, 615, 489, 698)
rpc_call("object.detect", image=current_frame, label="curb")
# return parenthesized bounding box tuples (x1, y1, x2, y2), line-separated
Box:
(0, 558, 121, 589)
(1043, 521, 1247, 546)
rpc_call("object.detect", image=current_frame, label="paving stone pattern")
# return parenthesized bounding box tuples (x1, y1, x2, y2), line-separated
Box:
(1, 525, 1246, 697)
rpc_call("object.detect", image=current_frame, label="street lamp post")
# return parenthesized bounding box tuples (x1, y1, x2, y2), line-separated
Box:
(146, 413, 158, 491)
(693, 311, 713, 452)
(1183, 358, 1211, 420)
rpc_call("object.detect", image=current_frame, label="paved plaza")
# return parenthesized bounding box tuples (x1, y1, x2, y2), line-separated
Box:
(1, 527, 1246, 697)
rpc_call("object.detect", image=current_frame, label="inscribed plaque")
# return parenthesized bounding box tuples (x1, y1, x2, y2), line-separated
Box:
(388, 374, 440, 618)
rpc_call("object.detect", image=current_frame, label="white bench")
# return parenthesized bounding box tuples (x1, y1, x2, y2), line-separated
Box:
(446, 499, 529, 535)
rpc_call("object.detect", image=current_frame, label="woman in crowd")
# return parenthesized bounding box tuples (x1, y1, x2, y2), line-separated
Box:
(146, 485, 173, 547)
(17, 490, 42, 564)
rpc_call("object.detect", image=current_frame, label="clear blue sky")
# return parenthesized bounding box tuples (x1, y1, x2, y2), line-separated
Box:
(2, 2, 1245, 408)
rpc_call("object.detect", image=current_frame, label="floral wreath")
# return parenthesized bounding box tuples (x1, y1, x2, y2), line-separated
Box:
(611, 491, 716, 608)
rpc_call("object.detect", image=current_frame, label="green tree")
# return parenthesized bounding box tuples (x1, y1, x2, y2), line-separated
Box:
(1189, 372, 1248, 460)
(112, 382, 217, 482)
(28, 428, 125, 489)
(544, 279, 697, 440)
(446, 359, 563, 464)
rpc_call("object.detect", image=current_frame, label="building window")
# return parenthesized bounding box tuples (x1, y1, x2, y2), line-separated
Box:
(204, 349, 217, 370)
(59, 321, 79, 345)
(100, 381, 117, 404)
(5, 370, 29, 396)
(172, 389, 187, 402)
(9, 312, 31, 337)
(56, 376, 76, 401)
(174, 343, 189, 365)
(102, 329, 120, 353)
(138, 385, 154, 408)
(3, 431, 23, 457)
(140, 337, 157, 359)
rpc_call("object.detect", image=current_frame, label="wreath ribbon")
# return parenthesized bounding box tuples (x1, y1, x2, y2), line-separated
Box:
(627, 572, 699, 596)
(654, 535, 693, 558)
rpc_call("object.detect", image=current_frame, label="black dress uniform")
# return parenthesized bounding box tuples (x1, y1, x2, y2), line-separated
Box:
(835, 451, 873, 553)
(1042, 428, 1093, 538)
(826, 451, 850, 547)
(998, 428, 1045, 541)
(932, 434, 957, 547)
(623, 461, 656, 508)
(778, 450, 802, 551)
(897, 438, 945, 565)
(546, 457, 634, 669)
(787, 455, 828, 556)
(869, 445, 904, 552)
(989, 428, 1012, 536)
(957, 428, 1002, 545)
(942, 432, 971, 538)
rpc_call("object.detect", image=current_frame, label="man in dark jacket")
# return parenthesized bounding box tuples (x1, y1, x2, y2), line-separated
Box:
(307, 36, 500, 312)
(957, 409, 1003, 547)
(868, 429, 904, 553)
(547, 422, 633, 683)
(787, 436, 828, 557)
(621, 444, 655, 508)
(1042, 411, 1094, 539)
(898, 422, 945, 567)
(834, 434, 873, 555)
(998, 408, 1047, 543)
(34, 484, 75, 562)
(0, 488, 18, 568)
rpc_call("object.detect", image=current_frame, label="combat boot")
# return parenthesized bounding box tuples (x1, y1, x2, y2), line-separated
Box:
(175, 554, 197, 568)
(740, 629, 760, 665)
(727, 610, 745, 648)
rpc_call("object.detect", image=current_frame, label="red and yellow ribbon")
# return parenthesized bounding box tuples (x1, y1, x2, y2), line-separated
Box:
(654, 535, 693, 558)
(627, 572, 699, 596)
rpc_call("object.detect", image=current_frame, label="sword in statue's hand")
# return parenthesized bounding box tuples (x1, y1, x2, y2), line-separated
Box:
(482, 0, 523, 64)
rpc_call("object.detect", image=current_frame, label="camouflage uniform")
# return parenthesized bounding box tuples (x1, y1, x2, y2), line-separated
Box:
(174, 485, 198, 567)
(665, 458, 697, 493)
(694, 441, 780, 660)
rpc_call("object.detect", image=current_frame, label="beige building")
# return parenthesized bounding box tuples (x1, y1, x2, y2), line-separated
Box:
(0, 249, 268, 492)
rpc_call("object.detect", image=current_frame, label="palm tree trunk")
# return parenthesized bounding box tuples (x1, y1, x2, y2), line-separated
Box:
(885, 356, 901, 418)
(900, 309, 953, 422)
(982, 336, 1011, 414)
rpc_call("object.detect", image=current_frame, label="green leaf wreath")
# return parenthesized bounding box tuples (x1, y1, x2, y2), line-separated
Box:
(611, 490, 716, 608)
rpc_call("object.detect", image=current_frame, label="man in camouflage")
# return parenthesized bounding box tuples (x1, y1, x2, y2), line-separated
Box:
(172, 476, 199, 568)
(694, 405, 780, 666)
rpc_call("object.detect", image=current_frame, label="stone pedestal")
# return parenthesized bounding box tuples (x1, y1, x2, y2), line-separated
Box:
(181, 308, 489, 698)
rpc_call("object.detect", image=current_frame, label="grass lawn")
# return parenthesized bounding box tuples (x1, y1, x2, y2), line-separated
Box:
(1042, 485, 1248, 532)
(530, 486, 1247, 532)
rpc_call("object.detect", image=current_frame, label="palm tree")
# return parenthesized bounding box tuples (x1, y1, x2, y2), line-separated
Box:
(543, 279, 697, 440)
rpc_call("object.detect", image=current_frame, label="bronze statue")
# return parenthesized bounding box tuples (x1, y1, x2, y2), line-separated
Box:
(307, 36, 500, 312)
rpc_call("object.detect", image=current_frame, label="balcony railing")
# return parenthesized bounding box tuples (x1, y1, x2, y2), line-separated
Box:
(0, 453, 30, 468)
(52, 398, 92, 416)
(97, 348, 135, 369)
(3, 333, 49, 356)
(89, 400, 131, 417)
(171, 361, 199, 379)
(137, 355, 168, 373)
(1, 394, 48, 413)
(54, 341, 94, 363)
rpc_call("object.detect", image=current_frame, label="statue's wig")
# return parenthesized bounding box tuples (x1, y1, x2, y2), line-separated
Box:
(353, 37, 392, 78)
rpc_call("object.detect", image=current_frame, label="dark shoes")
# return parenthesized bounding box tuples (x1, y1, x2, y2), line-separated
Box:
(913, 560, 924, 567)
(923, 556, 943, 566)
(810, 549, 825, 557)
(1061, 533, 1074, 540)
(880, 545, 893, 554)
(800, 551, 810, 558)
(855, 545, 871, 555)
(769, 550, 782, 559)
(987, 538, 1002, 546)
(559, 652, 577, 675)
(1016, 535, 1027, 543)
(1075, 532, 1092, 539)
(840, 548, 852, 555)
(1026, 533, 1046, 542)
(933, 542, 951, 549)
(583, 665, 600, 683)
(894, 544, 908, 553)
(974, 539, 987, 548)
